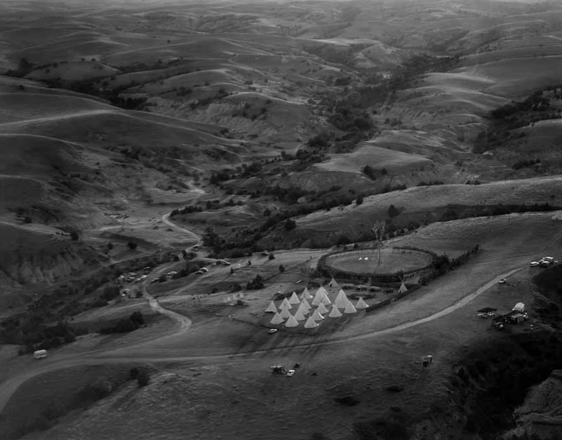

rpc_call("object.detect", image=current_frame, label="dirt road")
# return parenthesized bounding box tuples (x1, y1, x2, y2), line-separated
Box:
(162, 213, 201, 246)
(0, 264, 522, 414)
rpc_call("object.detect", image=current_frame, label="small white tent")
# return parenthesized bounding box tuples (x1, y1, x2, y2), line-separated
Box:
(301, 298, 311, 312)
(398, 281, 408, 294)
(312, 309, 325, 321)
(320, 290, 332, 306)
(344, 300, 357, 314)
(513, 302, 525, 312)
(304, 316, 319, 328)
(317, 302, 329, 314)
(301, 288, 313, 301)
(265, 301, 278, 313)
(279, 298, 292, 310)
(355, 297, 368, 310)
(285, 314, 299, 328)
(270, 312, 284, 325)
(289, 291, 301, 305)
(279, 307, 292, 319)
(334, 289, 349, 309)
(328, 304, 342, 318)
(294, 308, 306, 321)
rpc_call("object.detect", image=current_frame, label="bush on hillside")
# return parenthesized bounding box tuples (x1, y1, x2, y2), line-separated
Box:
(101, 285, 120, 301)
(137, 370, 150, 387)
(284, 219, 297, 231)
(246, 275, 265, 290)
(129, 367, 140, 379)
(387, 204, 400, 218)
(100, 311, 145, 334)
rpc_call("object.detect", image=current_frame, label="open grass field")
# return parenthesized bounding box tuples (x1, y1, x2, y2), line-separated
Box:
(0, 93, 113, 124)
(297, 176, 562, 235)
(26, 61, 119, 83)
(453, 56, 562, 99)
(326, 247, 433, 275)
(315, 143, 434, 175)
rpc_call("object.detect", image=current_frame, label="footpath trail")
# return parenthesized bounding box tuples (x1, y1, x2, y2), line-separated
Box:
(162, 213, 201, 246)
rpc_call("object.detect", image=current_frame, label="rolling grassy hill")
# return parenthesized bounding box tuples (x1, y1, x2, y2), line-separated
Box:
(289, 175, 562, 242)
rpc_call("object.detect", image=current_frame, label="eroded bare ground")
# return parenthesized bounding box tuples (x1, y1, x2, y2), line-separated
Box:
(2, 0, 562, 439)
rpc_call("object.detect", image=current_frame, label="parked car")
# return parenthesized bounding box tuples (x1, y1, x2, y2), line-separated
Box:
(498, 278, 507, 284)
(268, 329, 278, 334)
(286, 369, 296, 377)
(195, 270, 204, 275)
(200, 267, 209, 273)
(530, 261, 540, 267)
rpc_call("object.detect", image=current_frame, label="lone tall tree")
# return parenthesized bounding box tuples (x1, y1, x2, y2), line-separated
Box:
(372, 221, 386, 267)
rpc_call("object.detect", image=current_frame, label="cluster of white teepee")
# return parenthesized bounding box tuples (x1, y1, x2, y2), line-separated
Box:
(265, 279, 369, 329)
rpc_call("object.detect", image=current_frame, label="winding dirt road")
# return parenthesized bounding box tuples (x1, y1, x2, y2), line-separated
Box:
(0, 262, 522, 413)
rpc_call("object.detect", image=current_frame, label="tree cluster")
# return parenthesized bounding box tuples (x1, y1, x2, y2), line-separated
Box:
(100, 311, 145, 334)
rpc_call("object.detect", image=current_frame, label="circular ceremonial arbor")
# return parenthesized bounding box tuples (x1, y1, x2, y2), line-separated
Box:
(317, 246, 437, 284)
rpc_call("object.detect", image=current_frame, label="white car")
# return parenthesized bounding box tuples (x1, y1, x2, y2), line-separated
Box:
(498, 278, 507, 284)
(268, 329, 278, 334)
(286, 369, 295, 377)
(530, 261, 540, 267)
(200, 267, 209, 273)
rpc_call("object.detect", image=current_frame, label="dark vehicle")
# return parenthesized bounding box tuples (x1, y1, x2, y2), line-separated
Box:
(271, 365, 287, 375)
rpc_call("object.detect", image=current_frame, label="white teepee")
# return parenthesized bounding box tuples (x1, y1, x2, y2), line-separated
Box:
(311, 286, 327, 306)
(304, 316, 319, 328)
(285, 314, 299, 328)
(301, 288, 313, 301)
(270, 312, 284, 325)
(328, 277, 339, 288)
(317, 302, 329, 314)
(320, 290, 332, 306)
(265, 301, 278, 313)
(289, 291, 301, 305)
(301, 298, 311, 312)
(334, 289, 349, 309)
(328, 304, 342, 318)
(344, 300, 357, 314)
(355, 297, 368, 310)
(294, 308, 306, 321)
(279, 298, 292, 310)
(279, 307, 292, 319)
(312, 309, 325, 321)
(398, 281, 408, 294)
(296, 302, 309, 317)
